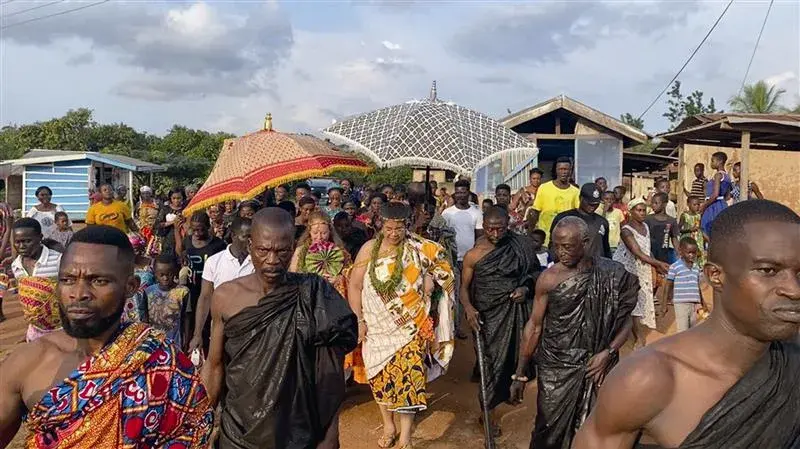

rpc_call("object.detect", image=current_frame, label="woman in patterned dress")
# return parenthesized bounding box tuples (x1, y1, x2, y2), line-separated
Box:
(613, 198, 670, 348)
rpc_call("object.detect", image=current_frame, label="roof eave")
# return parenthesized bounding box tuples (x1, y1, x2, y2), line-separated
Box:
(502, 95, 652, 144)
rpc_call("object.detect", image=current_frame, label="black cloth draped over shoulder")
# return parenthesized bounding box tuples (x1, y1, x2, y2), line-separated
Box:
(677, 340, 800, 449)
(532, 257, 639, 449)
(217, 273, 358, 449)
(471, 233, 541, 409)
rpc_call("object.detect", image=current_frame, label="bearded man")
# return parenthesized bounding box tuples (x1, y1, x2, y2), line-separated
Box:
(509, 216, 638, 449)
(0, 226, 213, 448)
(460, 206, 541, 437)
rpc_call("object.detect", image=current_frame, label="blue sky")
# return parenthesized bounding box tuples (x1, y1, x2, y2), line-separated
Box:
(1, 0, 798, 137)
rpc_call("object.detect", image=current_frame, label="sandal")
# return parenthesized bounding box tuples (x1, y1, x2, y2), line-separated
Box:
(398, 444, 413, 449)
(377, 433, 398, 448)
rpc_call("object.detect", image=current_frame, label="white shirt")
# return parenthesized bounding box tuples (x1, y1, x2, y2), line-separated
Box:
(201, 245, 254, 288)
(12, 245, 61, 279)
(442, 204, 483, 261)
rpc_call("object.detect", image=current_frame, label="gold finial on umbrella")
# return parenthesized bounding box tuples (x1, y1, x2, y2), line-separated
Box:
(264, 113, 273, 131)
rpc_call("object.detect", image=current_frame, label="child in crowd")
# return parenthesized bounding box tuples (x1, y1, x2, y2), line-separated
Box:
(646, 192, 680, 265)
(602, 191, 624, 256)
(222, 200, 237, 228)
(530, 229, 552, 268)
(660, 237, 708, 332)
(612, 185, 629, 222)
(646, 192, 680, 304)
(654, 179, 677, 218)
(685, 163, 707, 199)
(48, 211, 73, 252)
(143, 255, 189, 348)
(482, 198, 494, 215)
(679, 196, 705, 268)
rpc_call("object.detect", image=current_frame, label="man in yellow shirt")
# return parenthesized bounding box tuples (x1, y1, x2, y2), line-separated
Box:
(528, 157, 580, 244)
(86, 184, 138, 233)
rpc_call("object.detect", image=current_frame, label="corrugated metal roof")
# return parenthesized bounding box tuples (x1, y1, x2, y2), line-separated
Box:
(4, 149, 165, 173)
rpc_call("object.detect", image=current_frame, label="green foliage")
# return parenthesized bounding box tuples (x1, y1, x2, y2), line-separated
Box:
(663, 81, 719, 130)
(620, 113, 645, 130)
(329, 165, 413, 187)
(729, 81, 787, 113)
(0, 108, 234, 194)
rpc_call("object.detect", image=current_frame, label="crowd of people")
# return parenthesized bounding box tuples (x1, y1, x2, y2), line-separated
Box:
(1, 149, 799, 449)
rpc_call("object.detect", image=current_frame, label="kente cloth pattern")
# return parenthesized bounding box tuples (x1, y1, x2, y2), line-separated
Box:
(369, 334, 428, 413)
(361, 232, 455, 381)
(25, 323, 213, 449)
(677, 341, 800, 449)
(471, 234, 540, 409)
(219, 273, 357, 449)
(18, 276, 61, 332)
(532, 257, 639, 449)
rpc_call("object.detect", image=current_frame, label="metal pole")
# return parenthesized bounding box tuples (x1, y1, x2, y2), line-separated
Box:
(475, 329, 496, 449)
(424, 166, 431, 208)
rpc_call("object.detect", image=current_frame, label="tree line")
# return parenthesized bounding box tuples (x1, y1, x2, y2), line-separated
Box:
(620, 79, 800, 132)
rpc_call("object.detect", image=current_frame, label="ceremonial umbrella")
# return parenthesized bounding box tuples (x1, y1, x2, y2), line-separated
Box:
(322, 81, 536, 177)
(184, 114, 371, 216)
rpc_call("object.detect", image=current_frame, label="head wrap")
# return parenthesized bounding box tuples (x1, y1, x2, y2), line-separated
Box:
(140, 186, 153, 194)
(628, 197, 646, 210)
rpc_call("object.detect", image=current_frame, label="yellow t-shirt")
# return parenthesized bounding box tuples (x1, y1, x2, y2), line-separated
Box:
(532, 181, 580, 244)
(86, 200, 132, 233)
(604, 208, 625, 249)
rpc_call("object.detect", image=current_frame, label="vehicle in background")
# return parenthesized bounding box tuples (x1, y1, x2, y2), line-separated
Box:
(307, 178, 338, 203)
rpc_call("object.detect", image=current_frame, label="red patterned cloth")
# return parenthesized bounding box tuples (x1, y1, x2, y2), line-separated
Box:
(25, 323, 213, 449)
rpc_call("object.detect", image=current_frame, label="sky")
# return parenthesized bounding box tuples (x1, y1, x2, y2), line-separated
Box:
(0, 0, 798, 138)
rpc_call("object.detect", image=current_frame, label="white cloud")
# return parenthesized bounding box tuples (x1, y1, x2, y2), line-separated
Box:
(381, 40, 402, 50)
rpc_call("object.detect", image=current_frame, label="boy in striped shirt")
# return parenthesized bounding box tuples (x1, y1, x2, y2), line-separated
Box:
(660, 236, 708, 332)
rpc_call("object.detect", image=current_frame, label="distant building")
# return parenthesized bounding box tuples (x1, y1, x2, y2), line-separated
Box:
(1, 149, 164, 220)
(502, 95, 655, 191)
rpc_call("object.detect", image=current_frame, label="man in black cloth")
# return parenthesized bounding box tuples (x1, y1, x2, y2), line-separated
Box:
(550, 182, 611, 259)
(203, 208, 358, 449)
(461, 206, 540, 437)
(509, 216, 638, 449)
(333, 211, 367, 259)
(574, 200, 800, 449)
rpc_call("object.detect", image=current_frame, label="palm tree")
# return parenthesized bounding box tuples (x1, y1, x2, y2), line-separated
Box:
(728, 80, 787, 113)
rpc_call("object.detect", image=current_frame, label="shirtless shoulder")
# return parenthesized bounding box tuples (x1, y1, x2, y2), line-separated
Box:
(2, 333, 80, 409)
(213, 274, 262, 321)
(579, 345, 676, 444)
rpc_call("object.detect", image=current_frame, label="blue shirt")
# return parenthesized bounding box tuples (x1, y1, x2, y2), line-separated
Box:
(667, 259, 701, 304)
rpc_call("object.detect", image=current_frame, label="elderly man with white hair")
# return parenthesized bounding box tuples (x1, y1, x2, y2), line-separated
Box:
(508, 216, 640, 449)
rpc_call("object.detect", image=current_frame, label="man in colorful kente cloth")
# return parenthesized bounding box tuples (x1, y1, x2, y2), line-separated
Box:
(0, 225, 213, 448)
(349, 202, 455, 449)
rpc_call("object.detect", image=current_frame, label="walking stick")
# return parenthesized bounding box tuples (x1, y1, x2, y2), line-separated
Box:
(474, 327, 497, 449)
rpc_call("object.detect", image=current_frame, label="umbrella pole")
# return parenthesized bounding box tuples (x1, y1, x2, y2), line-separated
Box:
(425, 166, 431, 208)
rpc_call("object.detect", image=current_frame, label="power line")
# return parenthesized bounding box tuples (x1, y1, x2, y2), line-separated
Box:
(738, 0, 774, 95)
(1, 0, 108, 29)
(637, 0, 734, 120)
(2, 0, 65, 19)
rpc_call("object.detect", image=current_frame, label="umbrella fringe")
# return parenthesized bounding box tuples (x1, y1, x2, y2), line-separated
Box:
(472, 147, 539, 173)
(183, 164, 372, 216)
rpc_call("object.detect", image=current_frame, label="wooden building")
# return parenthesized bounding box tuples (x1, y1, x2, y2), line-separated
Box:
(656, 113, 800, 214)
(502, 95, 653, 190)
(1, 149, 164, 220)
